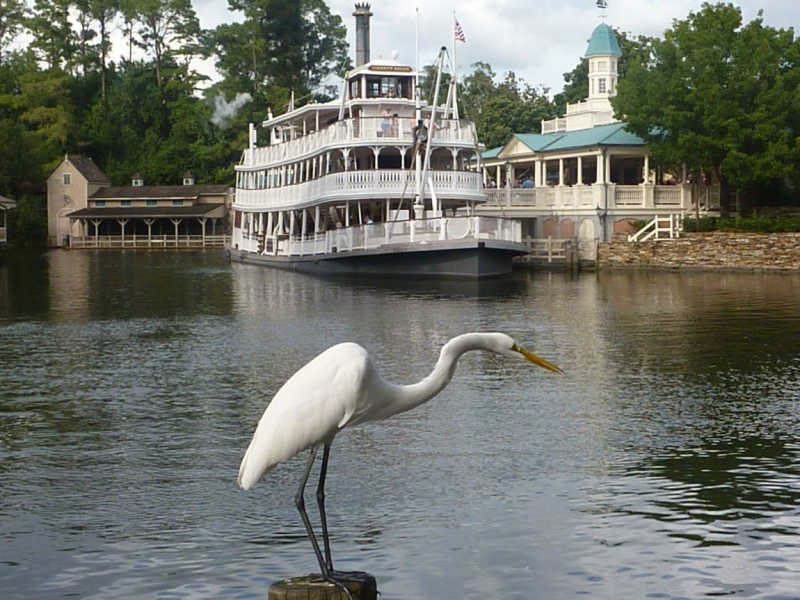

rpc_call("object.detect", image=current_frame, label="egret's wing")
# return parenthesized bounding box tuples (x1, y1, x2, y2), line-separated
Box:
(238, 343, 370, 490)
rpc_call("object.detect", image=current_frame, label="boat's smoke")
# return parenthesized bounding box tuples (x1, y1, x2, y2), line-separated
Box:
(210, 92, 252, 127)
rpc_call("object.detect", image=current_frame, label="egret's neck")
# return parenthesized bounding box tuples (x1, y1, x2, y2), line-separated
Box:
(390, 335, 478, 415)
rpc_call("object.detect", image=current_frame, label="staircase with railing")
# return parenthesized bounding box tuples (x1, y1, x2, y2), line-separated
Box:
(628, 214, 683, 242)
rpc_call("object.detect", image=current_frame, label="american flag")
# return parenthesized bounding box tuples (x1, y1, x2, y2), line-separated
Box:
(454, 18, 466, 43)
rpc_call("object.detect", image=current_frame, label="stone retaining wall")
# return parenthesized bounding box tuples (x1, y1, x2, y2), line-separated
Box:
(598, 232, 800, 271)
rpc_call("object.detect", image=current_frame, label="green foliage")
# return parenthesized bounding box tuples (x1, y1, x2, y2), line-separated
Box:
(613, 3, 800, 208)
(7, 196, 48, 247)
(216, 0, 350, 100)
(0, 0, 28, 56)
(0, 0, 352, 203)
(475, 72, 557, 150)
(683, 216, 800, 233)
(420, 61, 558, 150)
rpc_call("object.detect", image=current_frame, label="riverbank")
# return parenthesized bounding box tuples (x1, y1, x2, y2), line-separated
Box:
(598, 232, 800, 272)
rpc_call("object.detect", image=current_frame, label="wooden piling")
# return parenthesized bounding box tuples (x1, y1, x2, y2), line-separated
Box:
(268, 572, 378, 600)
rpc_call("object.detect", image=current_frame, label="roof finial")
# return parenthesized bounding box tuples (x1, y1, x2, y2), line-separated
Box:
(596, 0, 608, 21)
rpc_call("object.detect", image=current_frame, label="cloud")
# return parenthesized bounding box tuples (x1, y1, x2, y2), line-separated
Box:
(189, 0, 800, 94)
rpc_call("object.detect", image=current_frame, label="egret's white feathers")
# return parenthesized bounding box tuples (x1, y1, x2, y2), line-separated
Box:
(238, 333, 560, 490)
(238, 343, 370, 489)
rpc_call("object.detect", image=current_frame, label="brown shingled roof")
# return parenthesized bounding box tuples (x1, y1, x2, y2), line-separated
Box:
(67, 204, 225, 219)
(91, 185, 230, 200)
(67, 156, 111, 185)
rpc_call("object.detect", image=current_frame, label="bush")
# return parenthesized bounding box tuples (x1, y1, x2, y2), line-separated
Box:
(7, 196, 47, 247)
(683, 216, 800, 233)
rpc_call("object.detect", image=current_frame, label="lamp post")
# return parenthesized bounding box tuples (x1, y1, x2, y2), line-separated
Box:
(504, 161, 511, 207)
(595, 204, 607, 243)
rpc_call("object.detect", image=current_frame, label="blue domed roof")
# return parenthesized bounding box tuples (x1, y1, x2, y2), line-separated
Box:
(585, 23, 622, 57)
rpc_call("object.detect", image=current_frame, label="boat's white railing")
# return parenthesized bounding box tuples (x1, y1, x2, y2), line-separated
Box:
(240, 216, 521, 257)
(235, 169, 485, 211)
(240, 117, 477, 170)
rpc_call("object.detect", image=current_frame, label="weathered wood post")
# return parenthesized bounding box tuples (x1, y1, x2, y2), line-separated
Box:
(268, 572, 378, 600)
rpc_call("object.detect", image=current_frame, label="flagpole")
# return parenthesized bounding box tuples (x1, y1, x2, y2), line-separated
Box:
(415, 7, 419, 86)
(452, 13, 459, 120)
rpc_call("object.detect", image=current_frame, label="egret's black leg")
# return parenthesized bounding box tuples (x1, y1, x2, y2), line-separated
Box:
(295, 446, 354, 600)
(316, 442, 334, 572)
(294, 447, 328, 576)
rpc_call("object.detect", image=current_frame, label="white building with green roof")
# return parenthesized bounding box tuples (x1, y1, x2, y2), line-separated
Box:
(477, 22, 719, 255)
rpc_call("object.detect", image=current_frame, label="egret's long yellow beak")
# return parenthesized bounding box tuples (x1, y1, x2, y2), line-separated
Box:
(514, 344, 563, 374)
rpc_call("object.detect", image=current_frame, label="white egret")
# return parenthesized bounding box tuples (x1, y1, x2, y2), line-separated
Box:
(238, 332, 562, 589)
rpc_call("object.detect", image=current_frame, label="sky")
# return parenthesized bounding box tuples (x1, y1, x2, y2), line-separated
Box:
(191, 0, 800, 97)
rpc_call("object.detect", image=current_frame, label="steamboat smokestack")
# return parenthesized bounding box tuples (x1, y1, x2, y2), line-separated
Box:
(353, 3, 373, 67)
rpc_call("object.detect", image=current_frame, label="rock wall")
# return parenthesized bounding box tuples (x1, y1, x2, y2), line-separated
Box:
(598, 232, 800, 271)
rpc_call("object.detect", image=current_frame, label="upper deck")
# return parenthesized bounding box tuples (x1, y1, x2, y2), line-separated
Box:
(238, 57, 479, 172)
(239, 117, 478, 171)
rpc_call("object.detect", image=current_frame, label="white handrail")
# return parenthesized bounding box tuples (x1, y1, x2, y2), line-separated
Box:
(628, 214, 682, 242)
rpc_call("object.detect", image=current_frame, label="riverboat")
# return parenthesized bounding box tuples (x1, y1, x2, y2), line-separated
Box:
(228, 5, 527, 279)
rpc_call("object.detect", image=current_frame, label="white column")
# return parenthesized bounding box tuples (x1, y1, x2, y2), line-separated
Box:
(596, 154, 604, 184)
(534, 159, 542, 187)
(577, 156, 583, 185)
(558, 158, 564, 186)
(644, 155, 650, 183)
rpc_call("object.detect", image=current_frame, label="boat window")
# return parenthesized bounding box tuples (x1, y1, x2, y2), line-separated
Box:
(350, 79, 360, 99)
(366, 77, 381, 98)
(381, 77, 397, 97)
(396, 78, 412, 99)
(366, 76, 403, 98)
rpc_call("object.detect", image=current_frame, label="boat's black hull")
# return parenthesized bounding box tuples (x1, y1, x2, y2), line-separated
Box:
(227, 240, 526, 280)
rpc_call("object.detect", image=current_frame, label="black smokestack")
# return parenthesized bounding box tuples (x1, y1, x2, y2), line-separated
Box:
(353, 3, 373, 67)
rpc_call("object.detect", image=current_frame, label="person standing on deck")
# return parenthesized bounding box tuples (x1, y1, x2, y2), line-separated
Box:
(381, 108, 392, 136)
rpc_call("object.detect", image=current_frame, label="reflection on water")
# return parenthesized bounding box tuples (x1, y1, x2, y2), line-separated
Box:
(1, 252, 799, 599)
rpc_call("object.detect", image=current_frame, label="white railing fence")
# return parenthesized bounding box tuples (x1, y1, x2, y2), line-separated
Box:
(628, 214, 682, 242)
(69, 234, 228, 249)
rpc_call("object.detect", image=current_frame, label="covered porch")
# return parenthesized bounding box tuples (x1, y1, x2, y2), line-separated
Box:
(65, 204, 228, 249)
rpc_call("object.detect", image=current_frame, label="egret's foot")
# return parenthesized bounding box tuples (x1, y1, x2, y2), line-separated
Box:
(307, 570, 375, 600)
(324, 572, 355, 600)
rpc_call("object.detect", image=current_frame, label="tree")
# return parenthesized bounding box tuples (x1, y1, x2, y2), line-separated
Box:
(134, 0, 203, 91)
(27, 0, 75, 70)
(215, 0, 350, 102)
(476, 72, 556, 149)
(0, 53, 49, 197)
(420, 61, 558, 149)
(299, 0, 350, 91)
(0, 0, 27, 59)
(613, 2, 800, 213)
(459, 61, 497, 118)
(79, 0, 119, 101)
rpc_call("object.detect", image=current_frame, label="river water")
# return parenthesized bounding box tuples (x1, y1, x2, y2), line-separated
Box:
(1, 250, 799, 599)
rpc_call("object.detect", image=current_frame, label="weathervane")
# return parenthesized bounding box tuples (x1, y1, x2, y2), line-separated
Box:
(596, 0, 608, 20)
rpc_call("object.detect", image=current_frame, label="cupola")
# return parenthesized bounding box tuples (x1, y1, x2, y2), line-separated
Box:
(585, 23, 622, 101)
